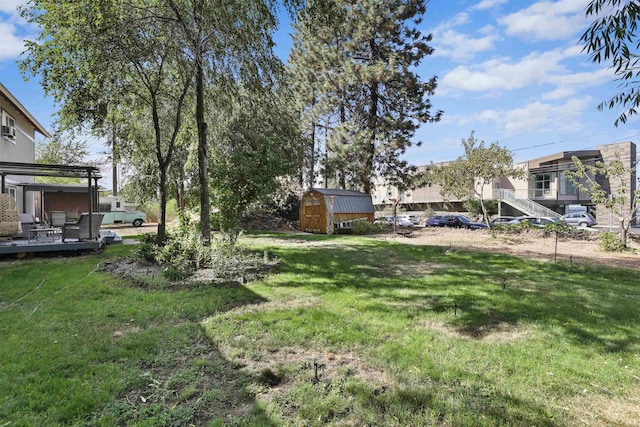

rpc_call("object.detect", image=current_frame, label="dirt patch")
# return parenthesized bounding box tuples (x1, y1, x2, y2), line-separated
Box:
(567, 394, 640, 426)
(422, 319, 531, 343)
(221, 296, 320, 317)
(219, 344, 391, 407)
(381, 261, 452, 277)
(101, 257, 281, 289)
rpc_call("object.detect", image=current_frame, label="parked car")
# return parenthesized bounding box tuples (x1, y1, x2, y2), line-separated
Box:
(490, 216, 516, 227)
(561, 212, 597, 227)
(407, 215, 422, 225)
(443, 215, 488, 230)
(508, 216, 561, 228)
(385, 215, 414, 227)
(425, 215, 447, 227)
(101, 210, 147, 227)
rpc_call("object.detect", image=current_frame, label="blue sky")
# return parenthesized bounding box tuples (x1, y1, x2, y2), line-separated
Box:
(1, 0, 637, 176)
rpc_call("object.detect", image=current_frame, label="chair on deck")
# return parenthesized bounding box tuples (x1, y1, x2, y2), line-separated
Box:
(50, 211, 67, 227)
(62, 213, 104, 242)
(0, 194, 19, 242)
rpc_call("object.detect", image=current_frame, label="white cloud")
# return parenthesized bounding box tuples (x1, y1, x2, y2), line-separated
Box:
(473, 0, 508, 10)
(433, 29, 499, 61)
(499, 0, 590, 41)
(553, 67, 613, 87)
(460, 97, 592, 135)
(0, 22, 26, 60)
(0, 1, 22, 15)
(438, 44, 607, 96)
(542, 88, 576, 100)
(441, 48, 572, 92)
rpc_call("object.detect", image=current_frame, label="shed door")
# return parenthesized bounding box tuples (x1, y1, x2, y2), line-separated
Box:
(302, 196, 323, 232)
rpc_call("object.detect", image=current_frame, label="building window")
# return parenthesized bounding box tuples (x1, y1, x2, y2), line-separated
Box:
(2, 111, 17, 141)
(534, 173, 551, 196)
(559, 171, 578, 195)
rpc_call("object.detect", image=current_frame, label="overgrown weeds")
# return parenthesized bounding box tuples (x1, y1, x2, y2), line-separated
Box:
(130, 215, 276, 284)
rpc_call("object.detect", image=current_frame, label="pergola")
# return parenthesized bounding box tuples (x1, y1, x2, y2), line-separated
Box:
(0, 161, 102, 237)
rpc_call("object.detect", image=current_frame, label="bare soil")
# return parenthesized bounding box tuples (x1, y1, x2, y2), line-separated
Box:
(379, 227, 640, 270)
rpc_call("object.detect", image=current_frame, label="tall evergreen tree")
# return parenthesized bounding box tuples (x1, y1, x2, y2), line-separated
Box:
(290, 0, 442, 193)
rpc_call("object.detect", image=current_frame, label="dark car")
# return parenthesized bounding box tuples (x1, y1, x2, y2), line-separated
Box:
(443, 215, 488, 230)
(425, 215, 446, 227)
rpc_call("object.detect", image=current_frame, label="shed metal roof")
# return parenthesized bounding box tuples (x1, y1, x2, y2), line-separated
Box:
(307, 188, 375, 214)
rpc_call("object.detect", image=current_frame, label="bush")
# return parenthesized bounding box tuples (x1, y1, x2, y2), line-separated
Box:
(599, 231, 626, 252)
(351, 219, 381, 235)
(542, 221, 573, 237)
(133, 242, 157, 262)
(131, 213, 273, 283)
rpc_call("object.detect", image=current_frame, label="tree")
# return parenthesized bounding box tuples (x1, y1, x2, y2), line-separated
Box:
(164, 0, 286, 244)
(566, 154, 639, 247)
(581, 0, 640, 125)
(21, 0, 194, 244)
(36, 129, 91, 166)
(289, 0, 442, 193)
(208, 83, 300, 241)
(426, 132, 524, 225)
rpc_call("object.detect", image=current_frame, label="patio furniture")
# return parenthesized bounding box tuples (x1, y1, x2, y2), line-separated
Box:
(0, 194, 19, 241)
(50, 211, 67, 227)
(15, 213, 42, 238)
(62, 213, 104, 242)
(28, 227, 63, 243)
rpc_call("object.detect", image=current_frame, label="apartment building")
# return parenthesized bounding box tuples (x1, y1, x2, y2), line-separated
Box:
(374, 141, 637, 223)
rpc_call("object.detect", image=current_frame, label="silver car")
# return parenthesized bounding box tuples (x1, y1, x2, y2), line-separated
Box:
(561, 212, 597, 227)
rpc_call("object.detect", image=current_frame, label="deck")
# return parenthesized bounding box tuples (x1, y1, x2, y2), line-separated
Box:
(0, 237, 106, 256)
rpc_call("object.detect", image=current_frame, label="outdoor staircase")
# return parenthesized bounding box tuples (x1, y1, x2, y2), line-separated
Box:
(495, 188, 562, 219)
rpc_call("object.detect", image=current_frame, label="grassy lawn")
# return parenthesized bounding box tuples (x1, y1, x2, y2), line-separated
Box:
(1, 234, 638, 426)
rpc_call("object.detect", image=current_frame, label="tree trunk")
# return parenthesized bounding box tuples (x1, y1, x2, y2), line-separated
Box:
(152, 104, 167, 244)
(309, 119, 316, 189)
(196, 56, 211, 244)
(339, 95, 346, 189)
(362, 39, 378, 195)
(158, 165, 168, 244)
(363, 82, 378, 195)
(620, 217, 629, 247)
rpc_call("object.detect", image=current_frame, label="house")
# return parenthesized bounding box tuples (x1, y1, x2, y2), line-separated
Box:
(373, 141, 637, 224)
(300, 188, 375, 234)
(0, 82, 51, 214)
(0, 82, 105, 254)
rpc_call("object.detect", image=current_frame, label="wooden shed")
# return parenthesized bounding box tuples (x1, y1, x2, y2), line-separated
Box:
(300, 188, 375, 234)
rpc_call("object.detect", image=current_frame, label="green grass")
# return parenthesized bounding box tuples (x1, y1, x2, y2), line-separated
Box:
(1, 234, 639, 426)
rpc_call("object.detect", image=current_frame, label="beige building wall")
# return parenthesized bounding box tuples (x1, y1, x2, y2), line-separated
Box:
(595, 141, 637, 225)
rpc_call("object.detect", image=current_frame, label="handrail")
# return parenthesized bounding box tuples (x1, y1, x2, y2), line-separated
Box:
(495, 188, 561, 218)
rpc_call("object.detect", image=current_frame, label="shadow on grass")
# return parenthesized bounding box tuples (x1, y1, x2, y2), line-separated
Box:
(0, 256, 279, 426)
(259, 240, 640, 353)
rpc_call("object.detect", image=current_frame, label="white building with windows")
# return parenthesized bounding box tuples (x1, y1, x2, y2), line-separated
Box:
(0, 82, 51, 214)
(374, 141, 637, 223)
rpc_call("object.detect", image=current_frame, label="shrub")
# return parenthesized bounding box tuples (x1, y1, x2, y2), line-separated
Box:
(599, 231, 626, 252)
(133, 242, 157, 262)
(131, 213, 272, 283)
(351, 219, 380, 235)
(542, 221, 572, 237)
